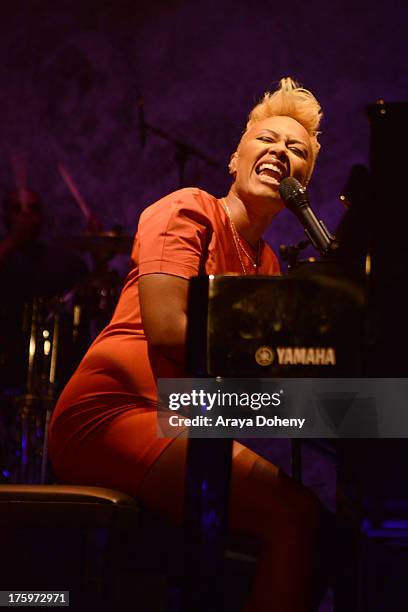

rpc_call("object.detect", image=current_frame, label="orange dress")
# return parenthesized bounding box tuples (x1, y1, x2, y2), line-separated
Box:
(48, 188, 280, 495)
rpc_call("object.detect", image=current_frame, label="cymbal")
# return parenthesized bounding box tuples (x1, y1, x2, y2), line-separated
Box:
(61, 232, 133, 255)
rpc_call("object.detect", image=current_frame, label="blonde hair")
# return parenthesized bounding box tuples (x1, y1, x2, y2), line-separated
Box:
(245, 77, 323, 182)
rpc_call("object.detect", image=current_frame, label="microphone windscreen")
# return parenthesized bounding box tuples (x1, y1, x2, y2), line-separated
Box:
(279, 177, 309, 213)
(279, 176, 302, 201)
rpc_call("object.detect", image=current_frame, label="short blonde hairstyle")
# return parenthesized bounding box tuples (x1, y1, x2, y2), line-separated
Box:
(245, 77, 323, 182)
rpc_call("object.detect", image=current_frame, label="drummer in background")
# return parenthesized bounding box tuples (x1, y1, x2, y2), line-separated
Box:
(0, 188, 88, 392)
(0, 188, 88, 298)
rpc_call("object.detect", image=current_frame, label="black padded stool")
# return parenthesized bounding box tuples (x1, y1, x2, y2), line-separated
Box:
(0, 485, 168, 612)
(0, 484, 258, 612)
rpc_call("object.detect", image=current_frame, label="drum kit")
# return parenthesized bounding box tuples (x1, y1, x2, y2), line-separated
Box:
(0, 230, 132, 485)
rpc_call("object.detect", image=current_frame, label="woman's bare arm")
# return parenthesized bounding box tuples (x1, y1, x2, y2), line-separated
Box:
(139, 273, 189, 366)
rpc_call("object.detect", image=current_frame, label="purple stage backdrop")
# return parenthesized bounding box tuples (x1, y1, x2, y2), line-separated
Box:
(1, 3, 408, 609)
(0, 0, 407, 261)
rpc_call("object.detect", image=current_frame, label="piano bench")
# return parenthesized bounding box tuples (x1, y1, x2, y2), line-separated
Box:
(0, 485, 256, 612)
(0, 484, 170, 611)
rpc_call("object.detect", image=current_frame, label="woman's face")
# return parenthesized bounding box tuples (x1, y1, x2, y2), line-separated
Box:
(230, 115, 313, 210)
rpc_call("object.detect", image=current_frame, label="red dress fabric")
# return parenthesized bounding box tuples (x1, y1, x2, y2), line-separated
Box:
(48, 188, 280, 495)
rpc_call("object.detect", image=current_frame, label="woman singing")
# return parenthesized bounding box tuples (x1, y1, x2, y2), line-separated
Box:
(49, 77, 325, 612)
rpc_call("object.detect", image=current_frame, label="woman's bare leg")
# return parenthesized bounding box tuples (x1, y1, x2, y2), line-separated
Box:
(138, 439, 320, 612)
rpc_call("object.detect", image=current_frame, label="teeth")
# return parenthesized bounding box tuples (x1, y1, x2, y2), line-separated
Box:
(257, 163, 282, 175)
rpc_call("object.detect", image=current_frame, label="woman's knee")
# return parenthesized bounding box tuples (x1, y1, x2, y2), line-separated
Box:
(260, 478, 321, 541)
(230, 449, 321, 540)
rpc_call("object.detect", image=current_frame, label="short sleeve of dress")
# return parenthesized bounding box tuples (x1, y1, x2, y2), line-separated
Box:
(135, 188, 214, 280)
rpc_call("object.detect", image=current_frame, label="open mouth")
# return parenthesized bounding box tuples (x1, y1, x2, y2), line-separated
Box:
(255, 161, 286, 186)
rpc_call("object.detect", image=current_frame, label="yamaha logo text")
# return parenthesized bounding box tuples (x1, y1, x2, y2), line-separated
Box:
(276, 346, 336, 366)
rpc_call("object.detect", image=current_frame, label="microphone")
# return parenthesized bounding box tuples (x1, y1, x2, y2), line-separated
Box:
(138, 98, 146, 147)
(279, 177, 335, 255)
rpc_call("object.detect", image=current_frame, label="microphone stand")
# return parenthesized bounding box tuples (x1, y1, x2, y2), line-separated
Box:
(279, 239, 311, 271)
(138, 99, 221, 187)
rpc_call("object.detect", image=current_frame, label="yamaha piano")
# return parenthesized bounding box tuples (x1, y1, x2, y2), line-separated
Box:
(179, 101, 408, 612)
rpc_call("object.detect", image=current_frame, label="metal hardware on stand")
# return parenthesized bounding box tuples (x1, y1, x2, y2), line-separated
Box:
(0, 231, 130, 485)
(9, 297, 62, 484)
(137, 98, 220, 188)
(279, 238, 311, 271)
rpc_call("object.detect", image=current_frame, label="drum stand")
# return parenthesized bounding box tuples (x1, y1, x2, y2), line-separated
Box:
(11, 298, 61, 484)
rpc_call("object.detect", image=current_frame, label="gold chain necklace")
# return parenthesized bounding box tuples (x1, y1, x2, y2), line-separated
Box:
(221, 197, 260, 275)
